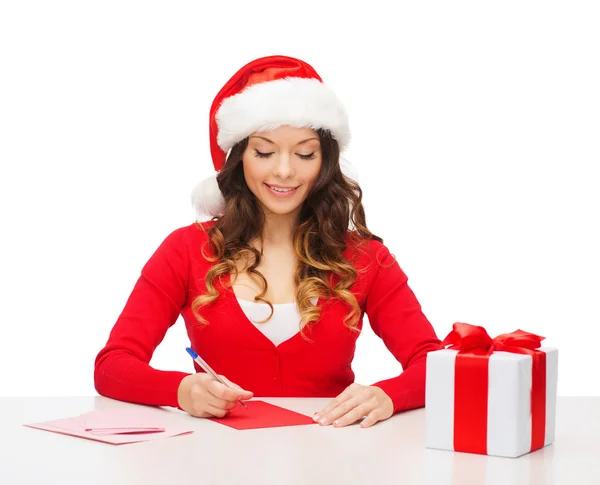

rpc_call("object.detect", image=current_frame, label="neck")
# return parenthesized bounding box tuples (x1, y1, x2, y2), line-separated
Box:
(260, 209, 300, 247)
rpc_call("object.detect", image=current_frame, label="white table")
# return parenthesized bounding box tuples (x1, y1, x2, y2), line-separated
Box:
(2, 396, 598, 485)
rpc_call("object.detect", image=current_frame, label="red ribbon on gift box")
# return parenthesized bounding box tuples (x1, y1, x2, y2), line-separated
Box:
(441, 322, 547, 455)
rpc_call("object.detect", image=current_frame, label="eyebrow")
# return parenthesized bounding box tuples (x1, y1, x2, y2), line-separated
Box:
(249, 135, 319, 145)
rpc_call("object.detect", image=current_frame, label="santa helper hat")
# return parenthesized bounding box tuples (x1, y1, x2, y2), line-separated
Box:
(191, 55, 359, 218)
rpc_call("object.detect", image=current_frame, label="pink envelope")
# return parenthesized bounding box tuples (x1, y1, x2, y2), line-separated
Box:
(74, 408, 166, 434)
(24, 408, 193, 445)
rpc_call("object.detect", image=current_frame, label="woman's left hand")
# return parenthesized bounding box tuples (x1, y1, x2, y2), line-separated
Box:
(313, 383, 394, 428)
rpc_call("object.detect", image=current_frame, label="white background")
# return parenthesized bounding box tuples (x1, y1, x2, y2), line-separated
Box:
(1, 1, 598, 397)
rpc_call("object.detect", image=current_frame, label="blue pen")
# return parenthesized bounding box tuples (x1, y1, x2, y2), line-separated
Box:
(185, 347, 248, 409)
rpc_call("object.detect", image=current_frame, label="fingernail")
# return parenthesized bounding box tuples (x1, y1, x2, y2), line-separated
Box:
(313, 413, 320, 422)
(319, 417, 328, 425)
(333, 420, 340, 426)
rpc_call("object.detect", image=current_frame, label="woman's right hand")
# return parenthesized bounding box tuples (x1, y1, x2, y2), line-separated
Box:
(177, 373, 254, 418)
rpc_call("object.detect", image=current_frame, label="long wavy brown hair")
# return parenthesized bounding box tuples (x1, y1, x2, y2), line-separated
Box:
(191, 128, 384, 338)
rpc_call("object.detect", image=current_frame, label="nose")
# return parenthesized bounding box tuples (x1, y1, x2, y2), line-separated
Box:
(272, 153, 294, 179)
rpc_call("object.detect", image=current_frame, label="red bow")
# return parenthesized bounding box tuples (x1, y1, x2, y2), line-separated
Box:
(442, 322, 545, 355)
(441, 322, 547, 455)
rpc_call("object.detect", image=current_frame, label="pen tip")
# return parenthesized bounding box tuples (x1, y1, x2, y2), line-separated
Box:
(186, 347, 198, 359)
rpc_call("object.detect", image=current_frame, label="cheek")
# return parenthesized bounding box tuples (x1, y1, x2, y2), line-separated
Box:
(304, 160, 322, 184)
(242, 159, 265, 185)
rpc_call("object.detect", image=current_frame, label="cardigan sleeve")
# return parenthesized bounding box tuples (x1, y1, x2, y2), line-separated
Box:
(94, 227, 194, 409)
(364, 240, 442, 413)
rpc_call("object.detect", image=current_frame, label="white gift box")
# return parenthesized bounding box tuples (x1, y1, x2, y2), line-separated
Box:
(425, 347, 558, 458)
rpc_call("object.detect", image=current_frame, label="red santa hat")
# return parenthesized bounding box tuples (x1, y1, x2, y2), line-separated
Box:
(192, 55, 358, 218)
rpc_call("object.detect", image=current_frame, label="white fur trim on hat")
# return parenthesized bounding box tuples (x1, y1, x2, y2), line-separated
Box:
(215, 77, 350, 153)
(191, 159, 359, 220)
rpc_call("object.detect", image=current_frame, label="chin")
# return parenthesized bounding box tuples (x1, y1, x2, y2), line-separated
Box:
(260, 202, 303, 216)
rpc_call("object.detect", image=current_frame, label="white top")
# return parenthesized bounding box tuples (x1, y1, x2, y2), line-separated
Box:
(236, 297, 318, 346)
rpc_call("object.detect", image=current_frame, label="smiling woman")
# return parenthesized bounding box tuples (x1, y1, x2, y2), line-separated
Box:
(94, 55, 442, 429)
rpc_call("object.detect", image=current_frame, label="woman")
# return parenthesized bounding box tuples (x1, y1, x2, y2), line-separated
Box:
(94, 55, 442, 429)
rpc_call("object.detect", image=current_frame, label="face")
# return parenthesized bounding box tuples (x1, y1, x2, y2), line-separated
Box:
(242, 125, 322, 217)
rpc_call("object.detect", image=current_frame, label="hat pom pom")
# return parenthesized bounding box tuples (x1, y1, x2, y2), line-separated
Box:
(191, 173, 225, 219)
(340, 157, 359, 183)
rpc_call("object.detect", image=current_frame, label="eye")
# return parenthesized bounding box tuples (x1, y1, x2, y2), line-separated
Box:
(297, 153, 316, 160)
(254, 149, 273, 159)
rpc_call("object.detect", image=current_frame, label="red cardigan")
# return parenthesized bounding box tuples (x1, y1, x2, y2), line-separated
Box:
(94, 221, 441, 413)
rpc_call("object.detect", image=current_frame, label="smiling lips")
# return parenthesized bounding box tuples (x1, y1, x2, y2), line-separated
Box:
(264, 183, 299, 198)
